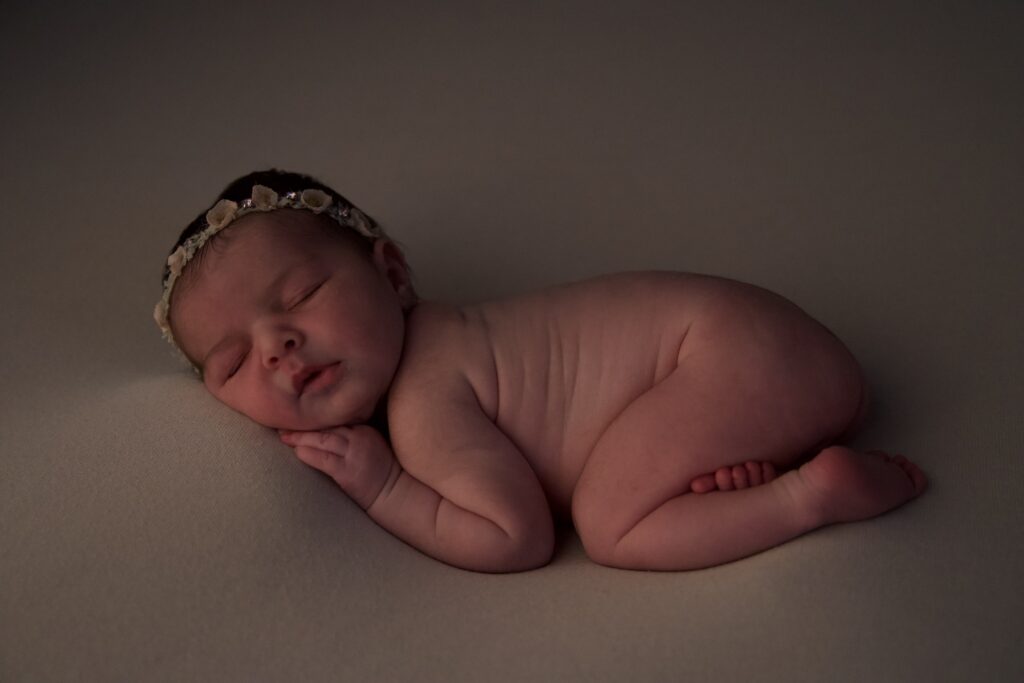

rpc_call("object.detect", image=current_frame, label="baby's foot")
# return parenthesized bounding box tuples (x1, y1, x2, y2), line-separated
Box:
(796, 447, 928, 525)
(690, 461, 778, 494)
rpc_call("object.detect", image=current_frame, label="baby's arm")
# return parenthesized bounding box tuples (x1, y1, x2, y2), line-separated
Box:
(282, 378, 555, 573)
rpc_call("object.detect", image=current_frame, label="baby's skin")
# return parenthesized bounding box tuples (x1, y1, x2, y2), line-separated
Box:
(171, 212, 927, 573)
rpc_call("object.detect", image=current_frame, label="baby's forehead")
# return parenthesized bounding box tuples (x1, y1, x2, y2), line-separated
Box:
(230, 210, 336, 250)
(198, 214, 353, 276)
(175, 215, 326, 296)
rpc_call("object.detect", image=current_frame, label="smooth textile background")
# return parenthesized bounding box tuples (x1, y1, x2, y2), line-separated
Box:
(2, 1, 1022, 681)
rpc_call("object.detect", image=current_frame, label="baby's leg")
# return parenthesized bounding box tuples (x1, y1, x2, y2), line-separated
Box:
(571, 360, 925, 571)
(691, 380, 871, 494)
(593, 445, 926, 571)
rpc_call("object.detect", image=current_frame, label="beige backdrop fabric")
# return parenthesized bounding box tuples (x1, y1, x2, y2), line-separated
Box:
(2, 1, 1022, 681)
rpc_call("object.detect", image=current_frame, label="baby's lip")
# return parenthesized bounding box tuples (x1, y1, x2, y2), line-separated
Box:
(292, 363, 334, 395)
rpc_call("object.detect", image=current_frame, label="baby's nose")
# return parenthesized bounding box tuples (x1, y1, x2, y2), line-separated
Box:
(262, 334, 300, 367)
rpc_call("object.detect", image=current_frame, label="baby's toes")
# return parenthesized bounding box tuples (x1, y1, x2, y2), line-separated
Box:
(715, 467, 736, 491)
(745, 461, 763, 486)
(762, 461, 777, 483)
(690, 474, 718, 494)
(731, 464, 750, 489)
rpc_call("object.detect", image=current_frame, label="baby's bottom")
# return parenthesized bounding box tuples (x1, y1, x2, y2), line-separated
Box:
(570, 299, 927, 571)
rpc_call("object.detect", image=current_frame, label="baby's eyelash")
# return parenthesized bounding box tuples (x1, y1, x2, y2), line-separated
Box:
(227, 351, 247, 378)
(292, 282, 323, 307)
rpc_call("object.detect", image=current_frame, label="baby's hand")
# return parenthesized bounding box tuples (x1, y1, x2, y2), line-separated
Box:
(279, 425, 396, 510)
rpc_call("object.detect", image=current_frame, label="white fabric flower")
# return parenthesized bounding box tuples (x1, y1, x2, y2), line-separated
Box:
(206, 199, 238, 230)
(251, 184, 278, 210)
(300, 188, 332, 213)
(166, 246, 187, 277)
(153, 299, 169, 330)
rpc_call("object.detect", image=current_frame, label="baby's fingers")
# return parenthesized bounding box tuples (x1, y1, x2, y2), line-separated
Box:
(293, 445, 342, 474)
(280, 429, 350, 455)
(281, 430, 351, 479)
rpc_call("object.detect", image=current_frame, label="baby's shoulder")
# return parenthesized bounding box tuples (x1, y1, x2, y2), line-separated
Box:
(389, 301, 496, 408)
(401, 300, 488, 365)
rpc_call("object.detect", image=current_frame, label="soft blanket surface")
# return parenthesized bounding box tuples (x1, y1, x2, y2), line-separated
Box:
(2, 1, 1022, 680)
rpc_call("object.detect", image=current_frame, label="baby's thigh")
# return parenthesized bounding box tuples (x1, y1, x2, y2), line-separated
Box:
(571, 328, 864, 543)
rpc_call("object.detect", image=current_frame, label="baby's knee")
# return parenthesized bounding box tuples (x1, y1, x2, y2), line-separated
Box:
(573, 522, 620, 568)
(570, 482, 640, 567)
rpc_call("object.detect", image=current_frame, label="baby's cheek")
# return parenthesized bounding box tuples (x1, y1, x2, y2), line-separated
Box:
(217, 387, 285, 430)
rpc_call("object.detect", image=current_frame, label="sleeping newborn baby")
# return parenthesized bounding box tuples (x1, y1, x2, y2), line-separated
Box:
(155, 168, 927, 573)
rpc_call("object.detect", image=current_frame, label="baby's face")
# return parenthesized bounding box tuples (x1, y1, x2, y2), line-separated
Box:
(170, 210, 413, 431)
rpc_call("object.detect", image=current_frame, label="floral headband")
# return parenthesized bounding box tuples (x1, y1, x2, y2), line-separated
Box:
(154, 184, 383, 373)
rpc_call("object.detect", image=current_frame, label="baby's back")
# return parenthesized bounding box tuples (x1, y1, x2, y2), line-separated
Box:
(392, 270, 851, 523)
(413, 271, 718, 520)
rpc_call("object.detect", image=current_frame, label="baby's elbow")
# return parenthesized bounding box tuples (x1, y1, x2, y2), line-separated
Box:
(466, 516, 554, 573)
(500, 516, 555, 572)
(452, 531, 552, 574)
(465, 498, 555, 573)
(439, 503, 555, 573)
(480, 537, 551, 574)
(506, 531, 555, 572)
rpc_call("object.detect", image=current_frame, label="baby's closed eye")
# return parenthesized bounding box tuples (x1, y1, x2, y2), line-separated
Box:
(290, 281, 324, 308)
(227, 351, 247, 378)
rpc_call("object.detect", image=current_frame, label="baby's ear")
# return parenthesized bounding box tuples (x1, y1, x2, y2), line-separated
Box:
(373, 239, 415, 300)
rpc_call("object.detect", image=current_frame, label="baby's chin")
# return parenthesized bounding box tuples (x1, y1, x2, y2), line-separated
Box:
(232, 389, 387, 432)
(230, 404, 344, 433)
(251, 405, 380, 433)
